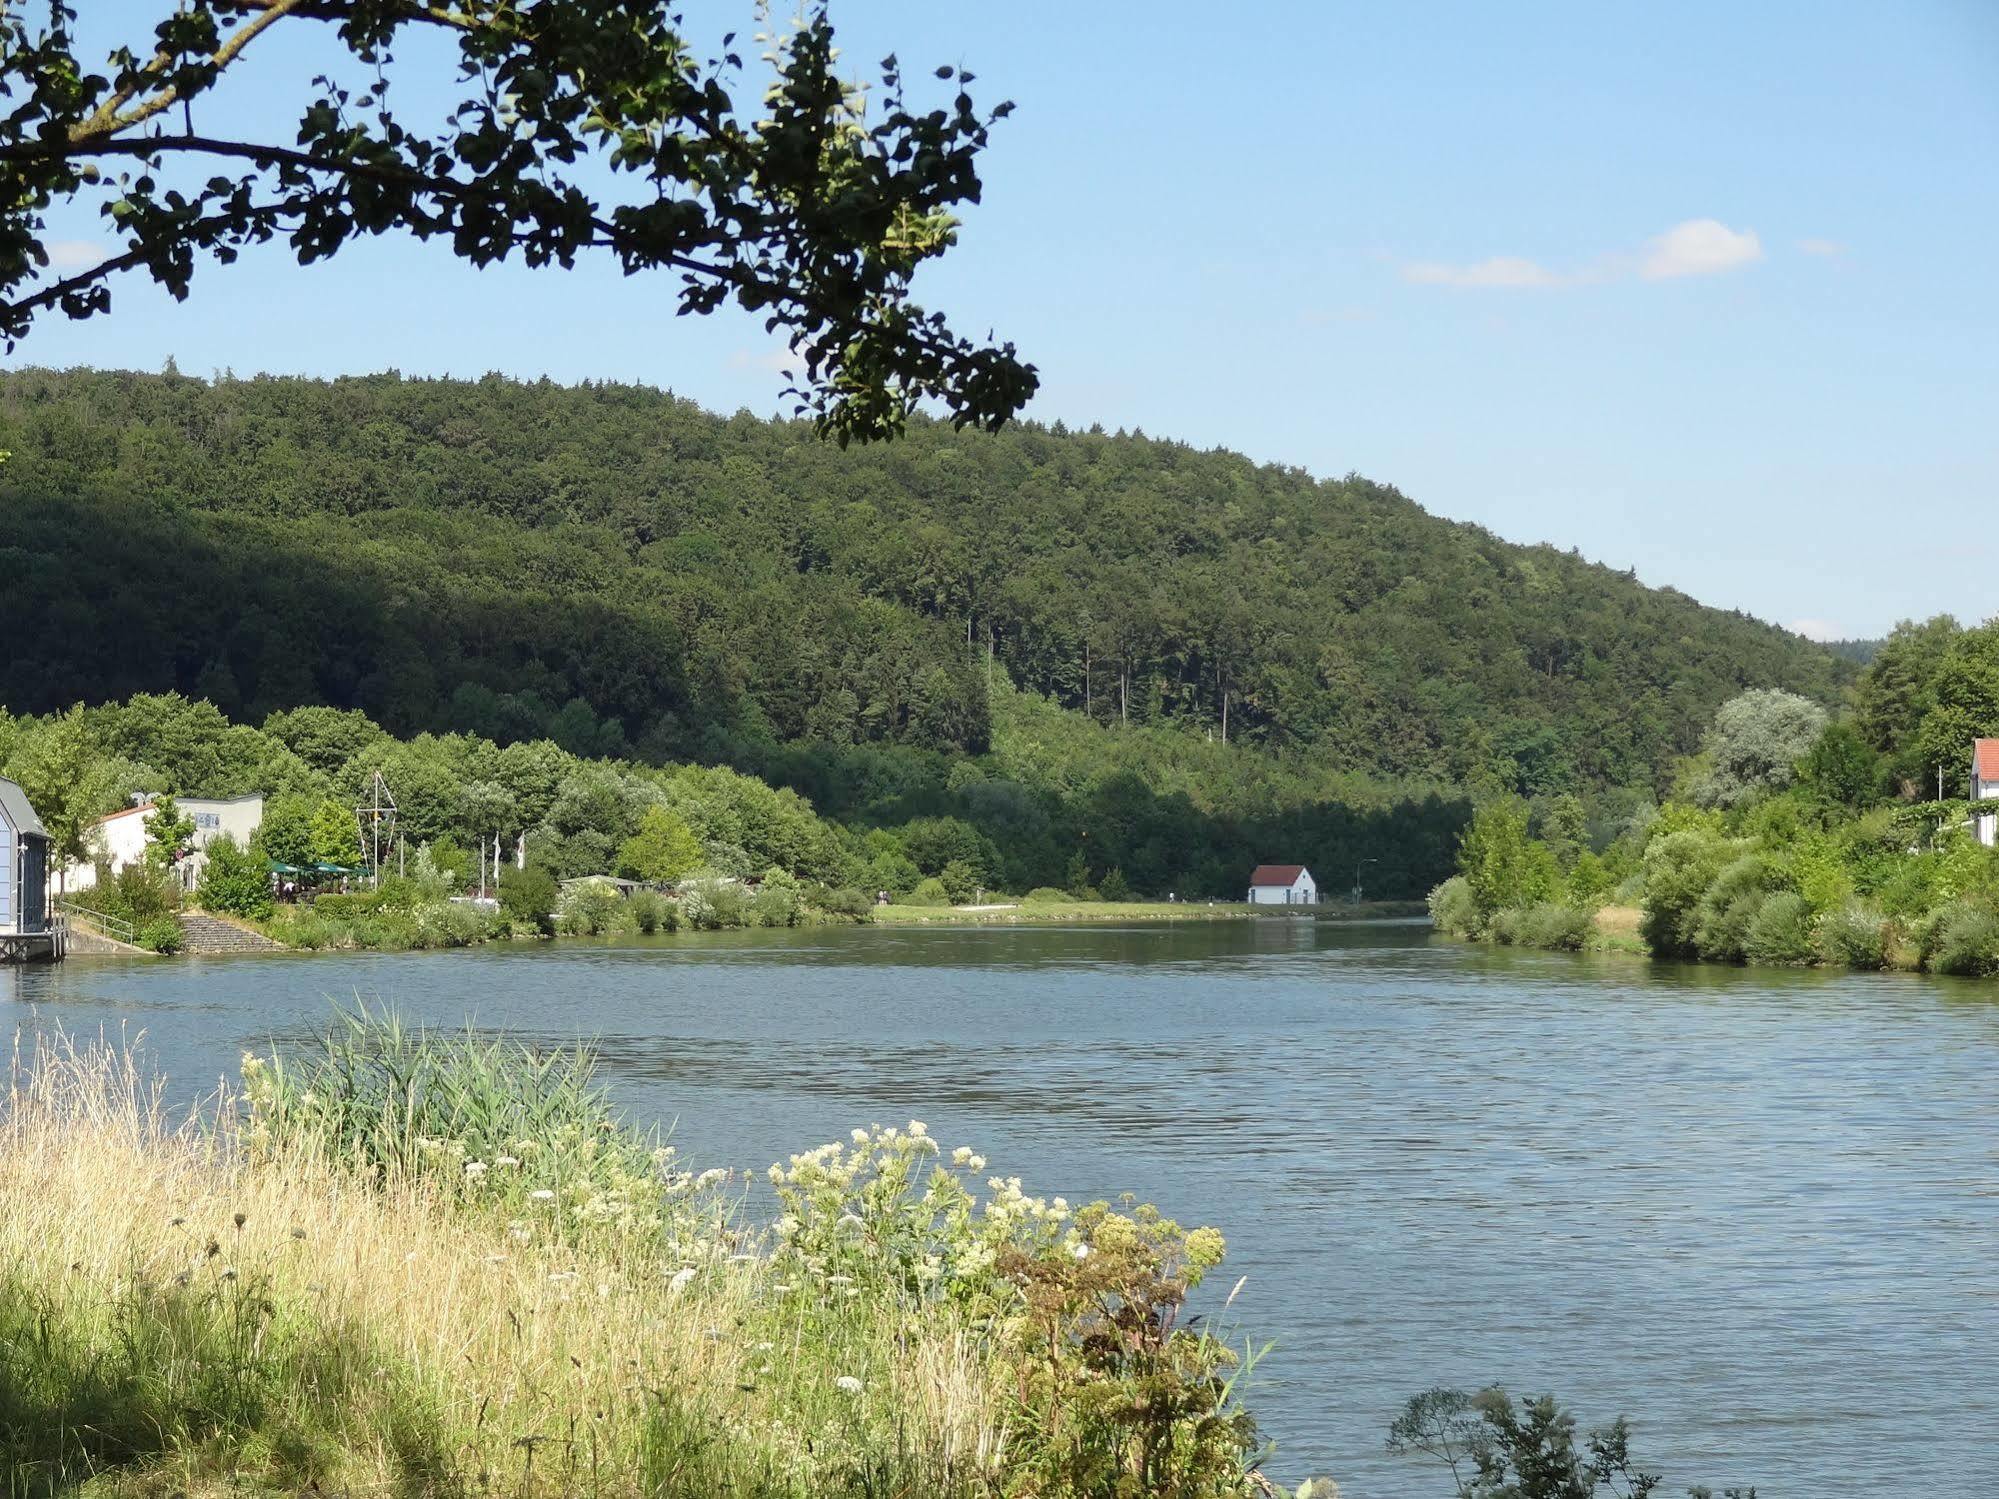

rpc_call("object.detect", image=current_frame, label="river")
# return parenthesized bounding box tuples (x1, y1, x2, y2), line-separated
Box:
(4, 919, 1994, 1497)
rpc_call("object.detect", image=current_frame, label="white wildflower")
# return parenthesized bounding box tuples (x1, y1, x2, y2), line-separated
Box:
(834, 1375, 863, 1396)
(667, 1267, 697, 1296)
(464, 1160, 488, 1177)
(529, 1189, 556, 1201)
(495, 1155, 521, 1168)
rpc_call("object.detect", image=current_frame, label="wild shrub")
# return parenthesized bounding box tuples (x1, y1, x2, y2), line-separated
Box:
(628, 887, 665, 933)
(1389, 1387, 1755, 1499)
(807, 883, 872, 920)
(268, 909, 341, 951)
(350, 913, 420, 951)
(900, 877, 952, 908)
(1427, 875, 1480, 937)
(1021, 887, 1075, 904)
(496, 863, 557, 934)
(310, 891, 384, 920)
(1639, 830, 1729, 958)
(1925, 903, 1999, 976)
(554, 880, 622, 936)
(413, 902, 492, 949)
(96, 858, 180, 929)
(1813, 901, 1889, 970)
(767, 1125, 1259, 1498)
(197, 834, 274, 920)
(135, 916, 183, 954)
(1743, 892, 1813, 965)
(1097, 866, 1132, 902)
(751, 868, 801, 927)
(1692, 855, 1789, 964)
(1511, 903, 1592, 951)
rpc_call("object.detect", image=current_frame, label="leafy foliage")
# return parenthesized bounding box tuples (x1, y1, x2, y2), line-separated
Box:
(196, 832, 273, 918)
(0, 4, 1033, 443)
(1690, 690, 1826, 809)
(0, 368, 1847, 806)
(1387, 1386, 1756, 1498)
(615, 804, 703, 883)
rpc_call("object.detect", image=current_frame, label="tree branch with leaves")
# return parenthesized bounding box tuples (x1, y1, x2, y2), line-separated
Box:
(0, 0, 1036, 443)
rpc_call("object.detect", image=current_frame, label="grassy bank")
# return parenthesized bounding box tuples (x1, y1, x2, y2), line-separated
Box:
(0, 1015, 1282, 1498)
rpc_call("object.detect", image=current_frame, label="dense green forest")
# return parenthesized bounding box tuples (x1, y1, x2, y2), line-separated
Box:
(0, 690, 1466, 904)
(0, 367, 1847, 801)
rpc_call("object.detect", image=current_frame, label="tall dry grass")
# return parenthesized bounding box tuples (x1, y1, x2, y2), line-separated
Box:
(0, 1031, 1002, 1497)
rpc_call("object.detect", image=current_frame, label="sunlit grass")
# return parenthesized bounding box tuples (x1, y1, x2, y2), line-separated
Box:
(0, 1015, 1268, 1498)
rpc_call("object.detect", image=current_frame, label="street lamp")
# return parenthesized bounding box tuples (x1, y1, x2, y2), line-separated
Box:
(1351, 857, 1379, 906)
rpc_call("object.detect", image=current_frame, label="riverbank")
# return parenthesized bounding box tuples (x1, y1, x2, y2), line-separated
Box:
(2, 1021, 1276, 1498)
(872, 898, 1428, 926)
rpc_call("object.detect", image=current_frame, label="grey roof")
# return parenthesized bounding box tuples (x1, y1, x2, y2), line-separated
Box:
(0, 777, 48, 839)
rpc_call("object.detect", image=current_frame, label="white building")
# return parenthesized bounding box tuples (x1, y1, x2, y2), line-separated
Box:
(1973, 740, 1999, 847)
(66, 793, 265, 893)
(1246, 863, 1317, 905)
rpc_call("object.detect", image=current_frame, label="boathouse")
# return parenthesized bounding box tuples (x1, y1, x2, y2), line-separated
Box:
(0, 776, 53, 954)
(1246, 864, 1317, 905)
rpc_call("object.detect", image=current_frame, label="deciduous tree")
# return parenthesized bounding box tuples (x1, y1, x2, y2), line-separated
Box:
(0, 1, 1035, 443)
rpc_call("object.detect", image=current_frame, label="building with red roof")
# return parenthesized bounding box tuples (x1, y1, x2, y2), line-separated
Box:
(1247, 863, 1317, 905)
(1973, 740, 1999, 846)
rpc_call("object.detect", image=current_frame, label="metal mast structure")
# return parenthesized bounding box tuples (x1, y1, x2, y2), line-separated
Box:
(354, 771, 397, 888)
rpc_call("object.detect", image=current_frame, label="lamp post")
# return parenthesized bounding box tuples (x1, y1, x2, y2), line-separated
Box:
(1351, 857, 1378, 907)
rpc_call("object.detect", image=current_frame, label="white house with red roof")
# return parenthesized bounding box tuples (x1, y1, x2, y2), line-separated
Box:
(1247, 863, 1317, 905)
(1972, 740, 1999, 846)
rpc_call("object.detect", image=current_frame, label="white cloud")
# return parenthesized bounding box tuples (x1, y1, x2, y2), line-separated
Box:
(1788, 617, 1844, 642)
(1401, 255, 1564, 289)
(1797, 237, 1844, 257)
(45, 240, 107, 272)
(1638, 218, 1763, 280)
(727, 341, 803, 376)
(1402, 218, 1763, 290)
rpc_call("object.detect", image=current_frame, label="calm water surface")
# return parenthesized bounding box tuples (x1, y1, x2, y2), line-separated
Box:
(6, 920, 1996, 1497)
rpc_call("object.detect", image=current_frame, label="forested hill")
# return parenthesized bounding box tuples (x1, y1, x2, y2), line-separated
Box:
(0, 367, 1845, 798)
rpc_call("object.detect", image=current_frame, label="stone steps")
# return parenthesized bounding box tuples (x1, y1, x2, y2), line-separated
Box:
(177, 912, 288, 955)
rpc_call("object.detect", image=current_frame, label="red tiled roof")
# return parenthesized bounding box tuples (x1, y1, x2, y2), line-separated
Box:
(1976, 739, 1999, 782)
(1249, 864, 1309, 886)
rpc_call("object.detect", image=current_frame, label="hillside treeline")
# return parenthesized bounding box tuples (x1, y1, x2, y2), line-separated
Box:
(0, 367, 1847, 800)
(1, 692, 1466, 901)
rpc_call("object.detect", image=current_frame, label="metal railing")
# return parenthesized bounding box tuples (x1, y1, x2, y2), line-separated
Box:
(55, 900, 135, 943)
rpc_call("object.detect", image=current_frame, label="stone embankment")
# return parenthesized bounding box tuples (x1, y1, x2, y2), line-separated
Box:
(177, 912, 288, 955)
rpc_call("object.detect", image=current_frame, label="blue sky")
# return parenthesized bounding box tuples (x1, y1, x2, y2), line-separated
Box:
(16, 1, 1998, 640)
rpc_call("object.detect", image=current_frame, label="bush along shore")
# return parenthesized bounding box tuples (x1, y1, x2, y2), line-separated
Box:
(0, 1011, 1758, 1499)
(1429, 683, 1999, 976)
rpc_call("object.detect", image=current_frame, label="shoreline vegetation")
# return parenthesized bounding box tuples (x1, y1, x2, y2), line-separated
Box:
(6, 689, 1446, 958)
(0, 1014, 1270, 1497)
(0, 1012, 1756, 1499)
(1429, 645, 1999, 977)
(869, 898, 1428, 927)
